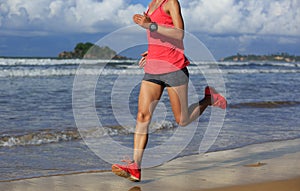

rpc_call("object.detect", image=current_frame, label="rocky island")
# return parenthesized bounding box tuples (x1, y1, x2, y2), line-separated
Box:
(58, 42, 129, 60)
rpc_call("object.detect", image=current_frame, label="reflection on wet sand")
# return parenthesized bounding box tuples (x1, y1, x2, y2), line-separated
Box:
(128, 186, 141, 191)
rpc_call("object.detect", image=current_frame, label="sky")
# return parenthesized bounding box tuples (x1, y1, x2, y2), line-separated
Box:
(0, 0, 299, 59)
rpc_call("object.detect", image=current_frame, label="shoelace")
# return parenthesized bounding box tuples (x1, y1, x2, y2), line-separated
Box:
(121, 156, 135, 169)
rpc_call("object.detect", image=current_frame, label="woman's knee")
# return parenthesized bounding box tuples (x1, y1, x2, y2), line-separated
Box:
(135, 111, 151, 134)
(136, 111, 151, 123)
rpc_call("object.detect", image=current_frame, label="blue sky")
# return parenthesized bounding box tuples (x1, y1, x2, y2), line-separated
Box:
(0, 0, 299, 59)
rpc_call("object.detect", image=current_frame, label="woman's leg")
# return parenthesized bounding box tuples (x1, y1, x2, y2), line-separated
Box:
(133, 80, 164, 168)
(167, 83, 211, 127)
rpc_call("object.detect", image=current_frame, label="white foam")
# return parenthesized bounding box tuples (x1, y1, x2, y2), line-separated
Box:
(223, 69, 300, 74)
(0, 120, 177, 147)
(0, 58, 135, 66)
(216, 61, 299, 67)
(0, 59, 299, 77)
(0, 67, 299, 78)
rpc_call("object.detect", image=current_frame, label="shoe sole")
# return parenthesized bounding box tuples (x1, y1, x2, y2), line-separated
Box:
(111, 165, 140, 182)
(128, 175, 140, 182)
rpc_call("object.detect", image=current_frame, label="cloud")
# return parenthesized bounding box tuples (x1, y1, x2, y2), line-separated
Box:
(278, 36, 300, 44)
(0, 0, 145, 34)
(182, 0, 300, 37)
(0, 0, 299, 38)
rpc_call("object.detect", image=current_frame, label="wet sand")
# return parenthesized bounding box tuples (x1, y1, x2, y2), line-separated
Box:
(201, 177, 300, 191)
(1, 139, 300, 191)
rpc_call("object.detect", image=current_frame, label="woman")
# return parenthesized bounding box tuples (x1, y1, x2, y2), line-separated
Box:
(112, 0, 226, 182)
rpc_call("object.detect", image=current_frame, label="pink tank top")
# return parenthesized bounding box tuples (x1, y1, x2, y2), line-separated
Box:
(145, 0, 189, 74)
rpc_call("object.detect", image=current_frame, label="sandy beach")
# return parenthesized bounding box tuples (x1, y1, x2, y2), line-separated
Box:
(1, 138, 299, 191)
(202, 177, 300, 191)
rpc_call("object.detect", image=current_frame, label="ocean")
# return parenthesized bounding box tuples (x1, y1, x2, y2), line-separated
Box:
(0, 58, 299, 181)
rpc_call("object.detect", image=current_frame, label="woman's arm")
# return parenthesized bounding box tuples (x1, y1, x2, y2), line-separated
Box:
(133, 0, 184, 40)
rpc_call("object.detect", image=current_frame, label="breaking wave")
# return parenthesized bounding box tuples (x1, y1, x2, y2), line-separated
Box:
(0, 66, 299, 78)
(0, 130, 81, 147)
(0, 121, 176, 147)
(0, 58, 133, 66)
(0, 58, 299, 77)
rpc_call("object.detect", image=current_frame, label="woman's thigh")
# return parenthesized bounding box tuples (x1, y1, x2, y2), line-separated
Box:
(137, 80, 164, 122)
(167, 83, 189, 124)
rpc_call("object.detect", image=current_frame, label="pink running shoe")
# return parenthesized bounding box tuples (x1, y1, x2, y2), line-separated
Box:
(205, 86, 227, 109)
(112, 160, 141, 182)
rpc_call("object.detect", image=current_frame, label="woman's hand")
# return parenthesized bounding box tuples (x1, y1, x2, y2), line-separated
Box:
(138, 51, 148, 68)
(133, 13, 151, 29)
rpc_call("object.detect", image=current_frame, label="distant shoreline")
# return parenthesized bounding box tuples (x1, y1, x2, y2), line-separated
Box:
(221, 53, 300, 62)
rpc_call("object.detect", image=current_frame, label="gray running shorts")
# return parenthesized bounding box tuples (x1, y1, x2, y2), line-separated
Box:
(143, 67, 189, 87)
